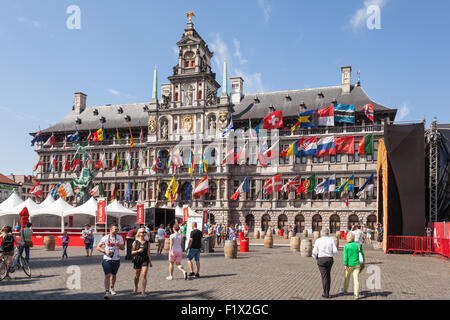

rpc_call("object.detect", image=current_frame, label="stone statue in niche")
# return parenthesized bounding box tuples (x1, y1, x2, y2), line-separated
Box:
(184, 84, 194, 106)
(208, 117, 216, 130)
(161, 122, 168, 140)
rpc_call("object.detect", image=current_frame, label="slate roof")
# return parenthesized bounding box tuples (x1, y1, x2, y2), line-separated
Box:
(232, 85, 394, 120)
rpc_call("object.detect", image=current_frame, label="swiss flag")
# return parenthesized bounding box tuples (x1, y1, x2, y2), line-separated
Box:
(335, 136, 355, 154)
(263, 111, 283, 130)
(263, 174, 283, 195)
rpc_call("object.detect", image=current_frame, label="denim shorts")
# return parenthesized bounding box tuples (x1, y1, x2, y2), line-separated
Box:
(102, 259, 120, 275)
(186, 248, 201, 262)
(84, 240, 94, 250)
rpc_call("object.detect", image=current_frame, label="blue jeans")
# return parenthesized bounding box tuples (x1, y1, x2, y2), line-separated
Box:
(19, 246, 30, 262)
(62, 244, 68, 258)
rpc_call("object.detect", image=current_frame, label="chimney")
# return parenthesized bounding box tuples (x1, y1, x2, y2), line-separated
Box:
(230, 77, 244, 104)
(74, 92, 87, 114)
(341, 66, 352, 94)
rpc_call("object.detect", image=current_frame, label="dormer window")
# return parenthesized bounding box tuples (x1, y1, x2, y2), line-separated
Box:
(317, 92, 324, 99)
(100, 116, 106, 123)
(285, 95, 292, 102)
(300, 102, 307, 110)
(254, 96, 260, 104)
(125, 115, 131, 122)
(143, 105, 149, 112)
(75, 118, 82, 125)
(117, 107, 123, 114)
(93, 109, 99, 116)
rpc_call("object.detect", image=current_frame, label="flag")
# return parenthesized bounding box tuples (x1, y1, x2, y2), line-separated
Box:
(30, 181, 43, 198)
(357, 173, 375, 197)
(263, 110, 283, 130)
(86, 130, 93, 143)
(90, 182, 105, 197)
(49, 154, 56, 173)
(221, 148, 234, 165)
(263, 174, 283, 195)
(139, 128, 144, 143)
(67, 130, 80, 142)
(280, 142, 295, 158)
(200, 155, 208, 173)
(335, 136, 355, 154)
(31, 131, 43, 146)
(57, 182, 74, 198)
(64, 156, 70, 172)
(96, 153, 107, 169)
(263, 139, 280, 160)
(230, 177, 250, 200)
(43, 134, 56, 147)
(193, 176, 209, 197)
(281, 176, 300, 193)
(124, 149, 132, 171)
(257, 139, 269, 167)
(297, 110, 318, 128)
(33, 159, 43, 172)
(116, 129, 121, 145)
(62, 137, 67, 150)
(291, 121, 302, 134)
(296, 174, 316, 194)
(125, 181, 133, 202)
(96, 127, 104, 141)
(171, 151, 183, 170)
(346, 195, 349, 207)
(294, 137, 318, 156)
(71, 153, 81, 171)
(185, 179, 193, 202)
(222, 118, 234, 138)
(336, 175, 354, 192)
(234, 141, 249, 165)
(314, 175, 336, 194)
(362, 104, 374, 122)
(111, 184, 117, 201)
(317, 136, 336, 157)
(334, 104, 355, 123)
(50, 184, 60, 198)
(254, 120, 264, 135)
(317, 106, 335, 126)
(188, 151, 195, 177)
(129, 127, 134, 147)
(138, 151, 146, 169)
(249, 118, 253, 139)
(358, 134, 373, 154)
(165, 176, 179, 203)
(113, 149, 119, 168)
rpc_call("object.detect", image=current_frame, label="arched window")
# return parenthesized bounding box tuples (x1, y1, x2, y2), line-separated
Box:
(184, 51, 195, 68)
(198, 90, 202, 100)
(295, 214, 305, 233)
(204, 147, 217, 166)
(261, 214, 271, 232)
(312, 214, 322, 232)
(245, 214, 255, 232)
(348, 214, 359, 230)
(367, 214, 377, 231)
(205, 182, 217, 201)
(277, 214, 288, 229)
(330, 214, 341, 234)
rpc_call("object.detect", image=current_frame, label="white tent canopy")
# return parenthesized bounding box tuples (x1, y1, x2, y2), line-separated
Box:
(0, 192, 24, 215)
(64, 197, 97, 217)
(39, 194, 55, 208)
(7, 198, 41, 216)
(31, 198, 75, 217)
(106, 200, 135, 218)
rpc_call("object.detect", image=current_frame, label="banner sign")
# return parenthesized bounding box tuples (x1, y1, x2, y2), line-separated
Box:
(202, 209, 209, 227)
(97, 199, 106, 224)
(183, 206, 189, 222)
(136, 204, 145, 224)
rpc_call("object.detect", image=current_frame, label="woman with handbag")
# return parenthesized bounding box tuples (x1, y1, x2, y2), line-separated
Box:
(131, 227, 152, 297)
(342, 232, 365, 299)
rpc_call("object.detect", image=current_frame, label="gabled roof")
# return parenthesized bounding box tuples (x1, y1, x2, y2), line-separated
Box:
(0, 174, 20, 186)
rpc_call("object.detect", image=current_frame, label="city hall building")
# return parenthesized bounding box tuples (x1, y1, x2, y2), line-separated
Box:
(33, 17, 396, 233)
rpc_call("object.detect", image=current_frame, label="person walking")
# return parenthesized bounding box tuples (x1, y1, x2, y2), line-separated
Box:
(186, 222, 202, 278)
(157, 224, 166, 255)
(125, 226, 137, 260)
(166, 224, 188, 280)
(351, 223, 364, 245)
(312, 228, 338, 298)
(366, 227, 372, 244)
(377, 223, 383, 248)
(182, 222, 187, 252)
(82, 224, 94, 257)
(343, 232, 365, 299)
(131, 227, 152, 297)
(0, 226, 19, 280)
(216, 224, 223, 246)
(97, 224, 125, 299)
(61, 231, 70, 260)
(18, 222, 33, 263)
(228, 223, 237, 241)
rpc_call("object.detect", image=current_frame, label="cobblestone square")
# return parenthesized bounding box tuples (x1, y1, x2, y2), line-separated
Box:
(1, 239, 449, 300)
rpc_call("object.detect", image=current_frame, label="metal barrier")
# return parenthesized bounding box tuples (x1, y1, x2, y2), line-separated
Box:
(387, 236, 449, 261)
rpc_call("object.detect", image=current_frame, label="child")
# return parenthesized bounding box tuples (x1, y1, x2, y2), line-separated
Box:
(62, 231, 70, 260)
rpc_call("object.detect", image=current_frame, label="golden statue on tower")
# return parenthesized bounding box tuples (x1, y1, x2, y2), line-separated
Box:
(187, 11, 195, 23)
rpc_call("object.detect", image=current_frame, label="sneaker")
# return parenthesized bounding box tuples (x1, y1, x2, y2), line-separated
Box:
(189, 272, 195, 277)
(354, 295, 360, 300)
(109, 288, 117, 296)
(183, 271, 188, 280)
(195, 273, 200, 278)
(104, 291, 110, 299)
(166, 276, 173, 280)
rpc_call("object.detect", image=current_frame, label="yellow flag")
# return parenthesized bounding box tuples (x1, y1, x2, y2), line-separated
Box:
(97, 128, 104, 141)
(116, 130, 121, 145)
(165, 176, 178, 202)
(129, 127, 134, 148)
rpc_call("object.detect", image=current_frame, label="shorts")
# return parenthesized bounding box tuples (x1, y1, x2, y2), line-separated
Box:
(133, 259, 150, 270)
(102, 259, 120, 275)
(84, 240, 94, 250)
(169, 250, 182, 263)
(186, 248, 200, 262)
(158, 239, 165, 247)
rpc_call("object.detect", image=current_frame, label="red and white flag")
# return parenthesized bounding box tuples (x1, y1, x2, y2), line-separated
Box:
(33, 159, 43, 172)
(263, 110, 283, 130)
(139, 128, 144, 143)
(221, 149, 234, 165)
(263, 139, 280, 160)
(64, 156, 70, 172)
(281, 176, 300, 193)
(317, 106, 335, 126)
(263, 174, 283, 195)
(193, 176, 209, 197)
(257, 140, 269, 167)
(362, 104, 374, 122)
(43, 134, 56, 147)
(30, 181, 43, 198)
(96, 153, 107, 169)
(234, 141, 249, 164)
(335, 136, 355, 154)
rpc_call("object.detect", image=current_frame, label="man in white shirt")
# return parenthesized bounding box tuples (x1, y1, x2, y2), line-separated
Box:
(157, 224, 166, 255)
(351, 223, 364, 245)
(312, 228, 338, 298)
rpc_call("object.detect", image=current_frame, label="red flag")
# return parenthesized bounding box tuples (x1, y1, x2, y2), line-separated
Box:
(263, 174, 283, 194)
(335, 136, 355, 154)
(263, 111, 283, 130)
(64, 157, 70, 172)
(71, 157, 81, 171)
(346, 195, 349, 207)
(92, 131, 99, 143)
(96, 200, 106, 224)
(139, 128, 144, 144)
(86, 130, 93, 143)
(30, 181, 43, 198)
(362, 104, 374, 122)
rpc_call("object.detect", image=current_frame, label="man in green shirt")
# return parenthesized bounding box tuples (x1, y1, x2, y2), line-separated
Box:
(343, 232, 365, 299)
(182, 223, 187, 252)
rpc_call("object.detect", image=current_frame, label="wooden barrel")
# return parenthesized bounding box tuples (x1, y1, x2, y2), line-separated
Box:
(259, 231, 266, 239)
(155, 235, 159, 243)
(288, 231, 294, 239)
(335, 231, 341, 239)
(43, 235, 55, 251)
(224, 240, 237, 259)
(331, 236, 339, 248)
(290, 236, 300, 252)
(163, 237, 171, 254)
(254, 231, 260, 239)
(264, 235, 273, 248)
(302, 230, 308, 238)
(300, 239, 312, 257)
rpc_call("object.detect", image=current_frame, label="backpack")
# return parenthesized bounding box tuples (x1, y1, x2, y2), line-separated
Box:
(2, 234, 14, 252)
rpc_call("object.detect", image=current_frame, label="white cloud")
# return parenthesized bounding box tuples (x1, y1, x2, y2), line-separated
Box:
(258, 0, 271, 24)
(234, 69, 265, 94)
(209, 33, 231, 68)
(233, 39, 248, 65)
(17, 17, 44, 29)
(349, 0, 387, 31)
(107, 89, 121, 96)
(397, 103, 410, 121)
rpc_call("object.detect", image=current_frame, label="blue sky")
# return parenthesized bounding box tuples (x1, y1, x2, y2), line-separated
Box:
(0, 0, 449, 175)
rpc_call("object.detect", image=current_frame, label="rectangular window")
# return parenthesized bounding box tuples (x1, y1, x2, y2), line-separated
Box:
(348, 154, 354, 162)
(313, 156, 318, 163)
(249, 180, 257, 200)
(354, 143, 359, 162)
(336, 154, 341, 163)
(318, 156, 324, 163)
(330, 154, 336, 163)
(280, 144, 290, 164)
